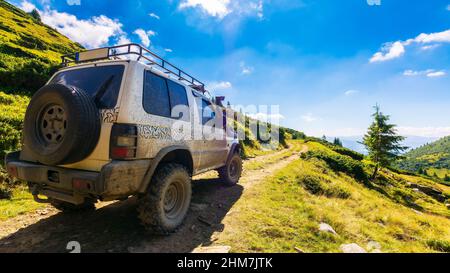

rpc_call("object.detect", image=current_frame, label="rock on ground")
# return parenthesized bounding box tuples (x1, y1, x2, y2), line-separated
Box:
(340, 243, 367, 253)
(192, 246, 231, 253)
(319, 223, 337, 235)
(367, 241, 382, 251)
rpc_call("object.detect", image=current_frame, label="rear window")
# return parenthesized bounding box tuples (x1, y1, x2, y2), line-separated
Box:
(50, 65, 125, 109)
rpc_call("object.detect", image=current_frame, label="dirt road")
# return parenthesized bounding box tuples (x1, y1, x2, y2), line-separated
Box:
(0, 145, 306, 253)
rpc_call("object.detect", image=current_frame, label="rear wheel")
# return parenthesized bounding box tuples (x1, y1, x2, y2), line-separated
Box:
(218, 153, 243, 186)
(137, 164, 192, 234)
(50, 199, 96, 212)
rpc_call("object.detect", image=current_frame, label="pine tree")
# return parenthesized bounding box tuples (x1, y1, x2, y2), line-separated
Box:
(333, 137, 343, 147)
(29, 9, 41, 22)
(362, 105, 408, 179)
(322, 135, 327, 142)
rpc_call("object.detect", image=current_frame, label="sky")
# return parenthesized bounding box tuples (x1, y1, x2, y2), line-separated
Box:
(9, 0, 450, 138)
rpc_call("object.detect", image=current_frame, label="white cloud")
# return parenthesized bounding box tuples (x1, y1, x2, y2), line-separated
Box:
(447, 4, 450, 11)
(413, 29, 450, 44)
(247, 112, 285, 121)
(240, 62, 254, 75)
(133, 29, 156, 47)
(403, 69, 446, 78)
(207, 81, 232, 90)
(116, 35, 131, 45)
(397, 127, 450, 138)
(344, 90, 359, 96)
(301, 113, 319, 123)
(427, 70, 446, 78)
(403, 70, 421, 76)
(19, 1, 36, 12)
(370, 41, 405, 63)
(179, 0, 264, 19)
(370, 29, 450, 62)
(421, 44, 440, 51)
(67, 0, 81, 6)
(164, 48, 173, 52)
(179, 0, 231, 18)
(149, 13, 160, 20)
(41, 9, 125, 48)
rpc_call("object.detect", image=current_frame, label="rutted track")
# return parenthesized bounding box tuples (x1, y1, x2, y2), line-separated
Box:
(0, 145, 306, 253)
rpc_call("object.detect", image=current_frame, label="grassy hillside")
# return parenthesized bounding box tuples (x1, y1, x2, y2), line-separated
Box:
(216, 140, 450, 253)
(396, 136, 450, 181)
(0, 0, 303, 205)
(0, 0, 83, 92)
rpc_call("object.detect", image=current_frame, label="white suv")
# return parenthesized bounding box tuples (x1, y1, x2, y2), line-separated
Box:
(5, 44, 242, 234)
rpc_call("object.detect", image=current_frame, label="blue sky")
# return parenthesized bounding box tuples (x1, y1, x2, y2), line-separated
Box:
(10, 0, 450, 138)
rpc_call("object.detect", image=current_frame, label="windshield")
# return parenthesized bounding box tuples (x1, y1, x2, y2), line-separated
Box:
(50, 65, 125, 109)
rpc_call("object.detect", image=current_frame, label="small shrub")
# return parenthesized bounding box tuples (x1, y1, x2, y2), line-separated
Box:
(326, 186, 351, 199)
(303, 150, 368, 182)
(297, 174, 351, 199)
(300, 174, 325, 195)
(0, 91, 30, 158)
(0, 183, 13, 200)
(0, 166, 14, 200)
(17, 33, 48, 50)
(330, 146, 364, 161)
(427, 239, 450, 253)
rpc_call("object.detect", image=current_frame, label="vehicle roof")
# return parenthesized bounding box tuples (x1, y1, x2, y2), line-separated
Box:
(58, 59, 211, 101)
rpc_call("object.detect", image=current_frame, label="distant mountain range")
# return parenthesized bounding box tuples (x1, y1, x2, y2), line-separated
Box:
(395, 136, 450, 176)
(328, 136, 441, 155)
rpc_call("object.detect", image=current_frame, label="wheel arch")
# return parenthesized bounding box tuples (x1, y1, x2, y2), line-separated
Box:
(139, 146, 194, 193)
(227, 142, 241, 164)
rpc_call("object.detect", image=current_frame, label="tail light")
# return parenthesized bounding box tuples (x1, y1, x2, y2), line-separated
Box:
(110, 124, 138, 160)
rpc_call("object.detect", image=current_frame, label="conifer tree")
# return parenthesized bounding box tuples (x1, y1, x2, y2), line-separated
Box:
(363, 105, 407, 179)
(29, 9, 41, 22)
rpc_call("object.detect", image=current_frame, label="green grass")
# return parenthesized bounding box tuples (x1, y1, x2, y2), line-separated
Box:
(396, 136, 450, 175)
(0, 0, 83, 91)
(216, 141, 450, 253)
(0, 91, 30, 159)
(0, 186, 46, 221)
(426, 168, 450, 179)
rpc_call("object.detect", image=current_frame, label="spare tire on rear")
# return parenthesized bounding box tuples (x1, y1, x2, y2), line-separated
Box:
(23, 84, 101, 166)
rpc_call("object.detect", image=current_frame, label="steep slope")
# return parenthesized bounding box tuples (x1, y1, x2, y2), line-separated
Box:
(0, 0, 83, 92)
(396, 136, 450, 179)
(214, 140, 450, 253)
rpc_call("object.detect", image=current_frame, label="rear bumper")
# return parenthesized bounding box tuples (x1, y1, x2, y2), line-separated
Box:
(5, 151, 151, 205)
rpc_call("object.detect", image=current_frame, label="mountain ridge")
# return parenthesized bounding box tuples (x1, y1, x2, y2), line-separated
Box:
(396, 136, 450, 178)
(0, 0, 83, 92)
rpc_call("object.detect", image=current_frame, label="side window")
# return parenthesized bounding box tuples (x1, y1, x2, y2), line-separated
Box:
(143, 71, 171, 118)
(167, 80, 190, 121)
(202, 99, 216, 125)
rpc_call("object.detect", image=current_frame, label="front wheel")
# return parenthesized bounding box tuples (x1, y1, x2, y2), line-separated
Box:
(137, 164, 192, 234)
(218, 153, 243, 186)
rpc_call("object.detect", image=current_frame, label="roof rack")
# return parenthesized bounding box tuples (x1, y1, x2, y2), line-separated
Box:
(61, 43, 207, 93)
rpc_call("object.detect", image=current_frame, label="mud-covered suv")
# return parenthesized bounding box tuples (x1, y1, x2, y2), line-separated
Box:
(5, 44, 242, 233)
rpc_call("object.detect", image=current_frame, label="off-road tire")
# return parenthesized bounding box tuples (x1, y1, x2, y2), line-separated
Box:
(137, 164, 192, 234)
(23, 84, 101, 165)
(218, 153, 243, 186)
(50, 199, 96, 212)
